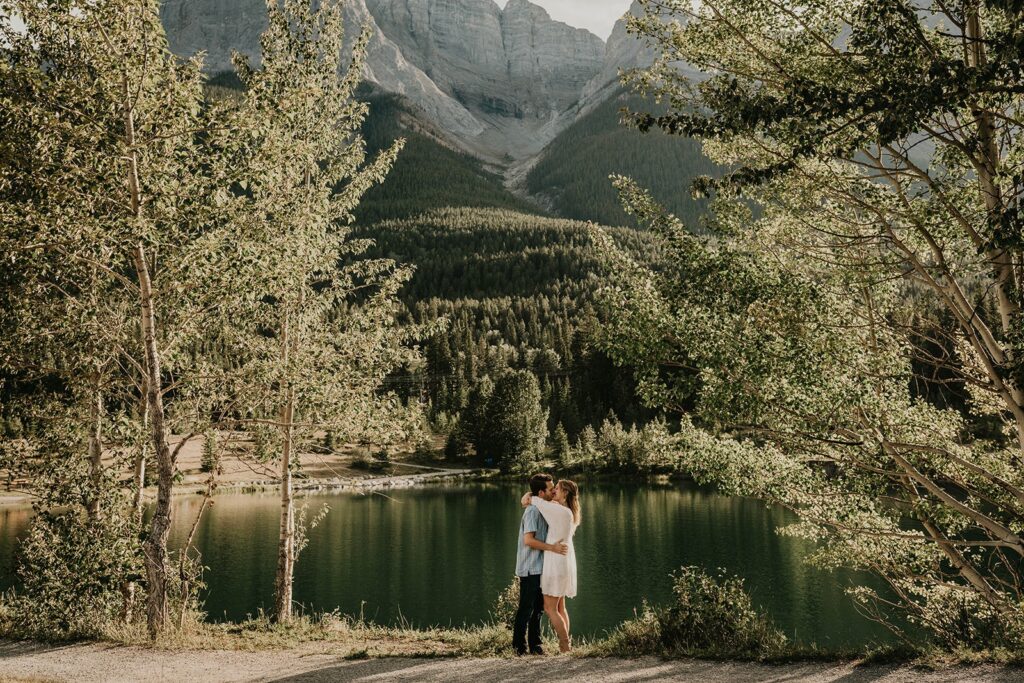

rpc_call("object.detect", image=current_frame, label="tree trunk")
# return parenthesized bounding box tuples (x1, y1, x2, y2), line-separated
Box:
(135, 244, 174, 639)
(965, 10, 1024, 452)
(119, 67, 175, 638)
(274, 307, 296, 623)
(121, 396, 149, 624)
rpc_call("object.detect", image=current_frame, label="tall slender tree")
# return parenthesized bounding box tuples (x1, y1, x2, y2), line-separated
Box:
(1, 0, 231, 637)
(221, 0, 412, 622)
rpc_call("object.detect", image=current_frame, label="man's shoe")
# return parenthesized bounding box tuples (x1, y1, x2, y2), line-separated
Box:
(529, 647, 545, 656)
(514, 648, 528, 657)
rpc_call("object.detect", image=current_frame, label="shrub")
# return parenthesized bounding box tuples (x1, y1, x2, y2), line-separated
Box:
(490, 576, 520, 630)
(658, 567, 786, 657)
(595, 566, 787, 660)
(3, 506, 141, 640)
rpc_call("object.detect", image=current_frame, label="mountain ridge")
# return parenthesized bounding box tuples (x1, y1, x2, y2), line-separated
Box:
(161, 0, 653, 164)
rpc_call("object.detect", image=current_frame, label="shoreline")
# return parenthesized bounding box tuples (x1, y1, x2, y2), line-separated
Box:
(0, 466, 500, 508)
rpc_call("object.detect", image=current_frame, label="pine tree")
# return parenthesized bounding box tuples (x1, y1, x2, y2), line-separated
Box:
(200, 431, 220, 474)
(552, 422, 572, 468)
(461, 376, 495, 460)
(483, 370, 548, 471)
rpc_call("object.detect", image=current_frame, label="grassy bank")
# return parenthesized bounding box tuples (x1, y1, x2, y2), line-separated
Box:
(4, 550, 1020, 670)
(8, 610, 1021, 671)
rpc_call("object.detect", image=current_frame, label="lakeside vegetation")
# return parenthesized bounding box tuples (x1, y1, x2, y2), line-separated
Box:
(588, 0, 1024, 655)
(0, 562, 972, 665)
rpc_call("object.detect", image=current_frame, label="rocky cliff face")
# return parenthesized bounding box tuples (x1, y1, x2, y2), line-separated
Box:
(363, 0, 603, 119)
(160, 0, 666, 164)
(160, 0, 485, 140)
(359, 0, 604, 159)
(580, 1, 657, 106)
(580, 1, 703, 112)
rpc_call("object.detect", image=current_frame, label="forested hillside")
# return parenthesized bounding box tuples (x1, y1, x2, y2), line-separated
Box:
(526, 87, 719, 229)
(356, 89, 541, 223)
(357, 208, 662, 465)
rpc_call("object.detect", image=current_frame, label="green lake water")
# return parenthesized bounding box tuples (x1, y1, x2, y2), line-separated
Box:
(0, 481, 894, 647)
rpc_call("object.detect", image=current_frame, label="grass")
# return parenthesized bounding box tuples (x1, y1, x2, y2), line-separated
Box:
(31, 608, 1010, 671)
(91, 609, 524, 659)
(4, 608, 1023, 673)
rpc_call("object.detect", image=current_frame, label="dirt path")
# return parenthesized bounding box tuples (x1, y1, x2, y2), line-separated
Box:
(0, 642, 1016, 683)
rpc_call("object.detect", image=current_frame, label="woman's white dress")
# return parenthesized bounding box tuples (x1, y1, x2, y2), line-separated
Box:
(530, 497, 577, 598)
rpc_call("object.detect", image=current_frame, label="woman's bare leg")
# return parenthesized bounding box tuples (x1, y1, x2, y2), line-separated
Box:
(556, 596, 570, 646)
(543, 595, 570, 653)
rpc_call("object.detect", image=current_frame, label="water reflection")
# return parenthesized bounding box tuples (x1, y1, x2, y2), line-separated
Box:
(0, 482, 891, 646)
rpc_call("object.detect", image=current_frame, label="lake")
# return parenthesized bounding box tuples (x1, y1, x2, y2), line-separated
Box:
(0, 480, 893, 647)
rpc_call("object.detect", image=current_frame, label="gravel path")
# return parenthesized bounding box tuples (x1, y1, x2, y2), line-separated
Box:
(0, 642, 1018, 683)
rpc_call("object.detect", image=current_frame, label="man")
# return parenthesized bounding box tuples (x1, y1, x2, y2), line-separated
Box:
(513, 473, 568, 656)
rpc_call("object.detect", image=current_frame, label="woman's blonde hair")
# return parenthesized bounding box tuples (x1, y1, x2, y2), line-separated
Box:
(558, 479, 581, 525)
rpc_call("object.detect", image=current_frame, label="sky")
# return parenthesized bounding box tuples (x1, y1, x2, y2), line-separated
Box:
(496, 0, 633, 40)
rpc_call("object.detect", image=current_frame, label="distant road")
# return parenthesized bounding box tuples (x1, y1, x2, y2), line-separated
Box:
(0, 641, 1011, 682)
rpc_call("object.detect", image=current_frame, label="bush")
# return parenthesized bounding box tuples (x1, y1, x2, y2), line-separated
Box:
(3, 506, 141, 640)
(659, 567, 787, 657)
(490, 576, 520, 630)
(595, 566, 787, 660)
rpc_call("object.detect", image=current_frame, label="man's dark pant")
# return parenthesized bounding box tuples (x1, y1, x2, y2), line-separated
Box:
(512, 574, 544, 654)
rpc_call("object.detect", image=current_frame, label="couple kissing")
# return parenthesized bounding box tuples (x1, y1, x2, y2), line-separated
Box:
(513, 473, 581, 655)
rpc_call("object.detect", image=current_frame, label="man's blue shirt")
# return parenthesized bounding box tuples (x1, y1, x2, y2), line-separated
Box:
(515, 505, 548, 577)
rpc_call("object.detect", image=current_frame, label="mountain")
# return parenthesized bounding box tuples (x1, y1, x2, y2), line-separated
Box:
(363, 0, 603, 161)
(203, 73, 538, 223)
(161, 0, 486, 141)
(162, 0, 614, 163)
(579, 0, 658, 108)
(165, 0, 715, 228)
(524, 86, 719, 229)
(355, 86, 541, 223)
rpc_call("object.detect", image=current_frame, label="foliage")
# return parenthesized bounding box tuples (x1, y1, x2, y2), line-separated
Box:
(213, 0, 420, 621)
(592, 566, 787, 660)
(490, 576, 521, 631)
(476, 370, 548, 470)
(0, 0, 241, 636)
(4, 503, 140, 641)
(596, 0, 1024, 646)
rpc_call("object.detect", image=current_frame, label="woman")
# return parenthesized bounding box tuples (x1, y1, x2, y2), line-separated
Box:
(520, 479, 581, 653)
